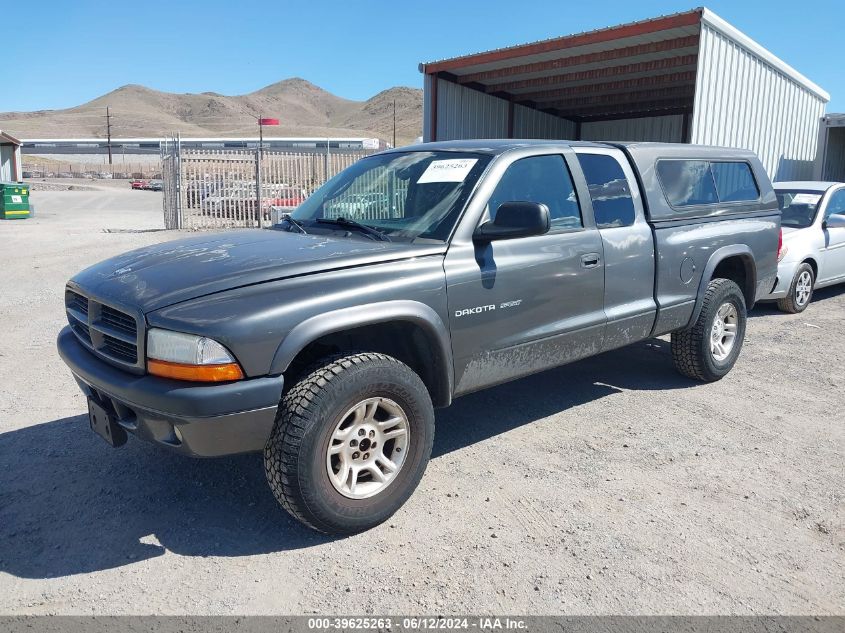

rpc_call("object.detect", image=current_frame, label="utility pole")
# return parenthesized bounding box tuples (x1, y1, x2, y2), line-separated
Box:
(393, 99, 396, 148)
(105, 106, 113, 166)
(255, 116, 279, 227)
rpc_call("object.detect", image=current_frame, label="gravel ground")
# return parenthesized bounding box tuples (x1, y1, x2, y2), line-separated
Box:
(0, 185, 842, 615)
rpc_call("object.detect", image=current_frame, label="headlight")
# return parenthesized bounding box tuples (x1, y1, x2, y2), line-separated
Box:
(146, 328, 244, 382)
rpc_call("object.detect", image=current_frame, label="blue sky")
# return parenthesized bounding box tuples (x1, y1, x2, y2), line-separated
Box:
(2, 0, 842, 111)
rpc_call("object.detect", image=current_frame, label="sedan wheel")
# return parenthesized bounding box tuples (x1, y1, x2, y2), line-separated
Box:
(795, 270, 813, 307)
(777, 263, 815, 314)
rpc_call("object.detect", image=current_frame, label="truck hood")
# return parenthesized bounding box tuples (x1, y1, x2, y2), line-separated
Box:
(70, 229, 445, 312)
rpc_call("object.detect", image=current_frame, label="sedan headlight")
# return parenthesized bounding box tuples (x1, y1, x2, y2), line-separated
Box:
(146, 328, 244, 382)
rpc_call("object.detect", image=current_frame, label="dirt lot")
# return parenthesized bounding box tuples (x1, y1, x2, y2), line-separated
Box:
(0, 183, 842, 615)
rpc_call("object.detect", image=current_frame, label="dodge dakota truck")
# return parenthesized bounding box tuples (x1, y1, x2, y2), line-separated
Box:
(57, 140, 780, 534)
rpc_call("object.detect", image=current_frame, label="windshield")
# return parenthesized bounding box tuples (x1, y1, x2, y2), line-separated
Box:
(289, 151, 491, 242)
(777, 189, 823, 228)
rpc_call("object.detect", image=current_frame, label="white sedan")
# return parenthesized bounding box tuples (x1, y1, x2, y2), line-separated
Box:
(763, 181, 845, 312)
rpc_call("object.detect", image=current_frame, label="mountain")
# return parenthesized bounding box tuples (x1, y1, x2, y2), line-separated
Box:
(0, 78, 423, 146)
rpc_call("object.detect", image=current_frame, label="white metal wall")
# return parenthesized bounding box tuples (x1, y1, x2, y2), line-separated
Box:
(691, 22, 827, 181)
(581, 115, 684, 143)
(426, 78, 576, 141)
(422, 74, 435, 142)
(0, 145, 11, 181)
(512, 103, 576, 139)
(436, 79, 508, 140)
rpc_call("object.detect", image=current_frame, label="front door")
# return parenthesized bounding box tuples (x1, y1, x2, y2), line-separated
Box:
(819, 188, 845, 284)
(445, 152, 606, 396)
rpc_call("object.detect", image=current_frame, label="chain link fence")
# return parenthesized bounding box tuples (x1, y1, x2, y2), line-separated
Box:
(160, 138, 376, 229)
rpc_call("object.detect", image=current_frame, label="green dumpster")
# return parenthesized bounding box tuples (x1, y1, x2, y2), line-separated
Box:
(0, 182, 30, 219)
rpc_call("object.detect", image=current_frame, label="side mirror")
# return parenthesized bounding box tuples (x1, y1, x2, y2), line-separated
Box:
(474, 201, 551, 242)
(823, 213, 845, 229)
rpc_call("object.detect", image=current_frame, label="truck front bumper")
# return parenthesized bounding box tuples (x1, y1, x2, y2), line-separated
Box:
(57, 326, 284, 457)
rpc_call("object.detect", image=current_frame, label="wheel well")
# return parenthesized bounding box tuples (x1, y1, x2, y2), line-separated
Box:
(283, 321, 449, 407)
(712, 255, 755, 307)
(801, 257, 818, 277)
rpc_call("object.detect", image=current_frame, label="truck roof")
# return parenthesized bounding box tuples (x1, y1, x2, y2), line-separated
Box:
(385, 139, 608, 154)
(385, 139, 762, 160)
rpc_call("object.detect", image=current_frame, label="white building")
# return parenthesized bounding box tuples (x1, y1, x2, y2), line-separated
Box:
(0, 131, 23, 182)
(420, 8, 828, 181)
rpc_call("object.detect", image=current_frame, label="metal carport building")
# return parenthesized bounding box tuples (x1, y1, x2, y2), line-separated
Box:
(420, 7, 829, 181)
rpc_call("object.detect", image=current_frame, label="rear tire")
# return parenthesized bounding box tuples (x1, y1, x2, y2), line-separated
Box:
(672, 278, 747, 382)
(264, 352, 434, 535)
(777, 263, 814, 313)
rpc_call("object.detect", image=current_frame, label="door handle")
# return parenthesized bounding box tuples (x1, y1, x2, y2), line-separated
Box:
(580, 253, 601, 268)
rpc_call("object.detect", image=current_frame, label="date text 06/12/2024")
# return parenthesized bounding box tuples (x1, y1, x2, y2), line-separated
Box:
(307, 617, 528, 630)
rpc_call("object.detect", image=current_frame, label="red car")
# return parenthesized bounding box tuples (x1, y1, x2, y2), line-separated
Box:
(130, 180, 148, 190)
(265, 187, 306, 209)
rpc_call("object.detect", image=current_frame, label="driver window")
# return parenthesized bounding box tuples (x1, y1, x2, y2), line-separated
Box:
(486, 155, 582, 230)
(825, 190, 845, 220)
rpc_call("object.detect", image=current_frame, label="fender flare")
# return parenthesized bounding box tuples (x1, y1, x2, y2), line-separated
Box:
(686, 245, 757, 328)
(269, 300, 454, 406)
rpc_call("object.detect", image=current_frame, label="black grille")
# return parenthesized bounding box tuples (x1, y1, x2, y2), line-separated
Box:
(65, 288, 141, 369)
(100, 304, 137, 338)
(70, 319, 92, 345)
(68, 290, 89, 316)
(102, 334, 138, 363)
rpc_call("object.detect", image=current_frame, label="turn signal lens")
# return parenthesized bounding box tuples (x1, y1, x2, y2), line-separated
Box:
(147, 359, 244, 382)
(146, 328, 244, 382)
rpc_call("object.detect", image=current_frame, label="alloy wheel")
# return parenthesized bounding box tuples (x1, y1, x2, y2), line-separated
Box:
(710, 302, 739, 362)
(326, 397, 410, 499)
(795, 270, 813, 306)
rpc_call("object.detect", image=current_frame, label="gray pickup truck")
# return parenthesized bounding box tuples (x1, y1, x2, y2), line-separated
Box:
(58, 140, 780, 534)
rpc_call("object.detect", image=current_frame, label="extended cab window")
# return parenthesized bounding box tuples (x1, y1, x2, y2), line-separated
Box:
(711, 162, 759, 202)
(657, 159, 760, 208)
(657, 160, 718, 207)
(576, 153, 636, 228)
(487, 155, 581, 230)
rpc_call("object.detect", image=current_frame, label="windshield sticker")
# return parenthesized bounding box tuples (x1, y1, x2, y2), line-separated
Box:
(791, 193, 822, 205)
(417, 158, 478, 184)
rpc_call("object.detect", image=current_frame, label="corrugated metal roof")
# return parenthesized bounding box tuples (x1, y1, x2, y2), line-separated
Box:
(419, 9, 703, 71)
(421, 11, 704, 121)
(0, 130, 22, 145)
(420, 6, 828, 123)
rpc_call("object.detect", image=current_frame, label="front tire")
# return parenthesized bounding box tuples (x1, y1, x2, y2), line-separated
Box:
(777, 263, 814, 313)
(672, 278, 747, 382)
(264, 352, 435, 535)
